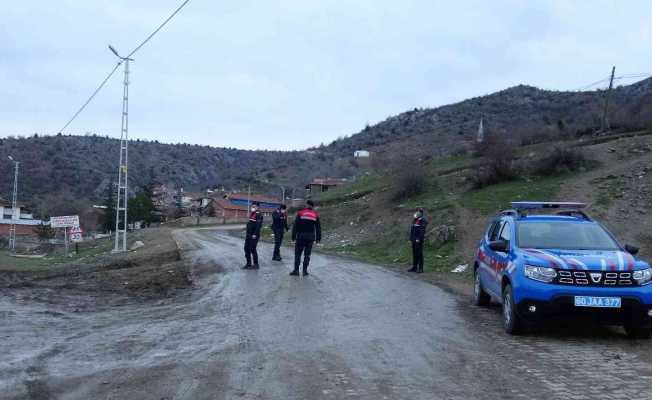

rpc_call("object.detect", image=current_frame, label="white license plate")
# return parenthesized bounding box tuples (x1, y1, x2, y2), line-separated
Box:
(574, 296, 622, 308)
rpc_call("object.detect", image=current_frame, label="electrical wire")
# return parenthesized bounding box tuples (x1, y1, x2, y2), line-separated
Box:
(58, 0, 192, 134)
(573, 73, 652, 92)
(58, 62, 122, 134)
(573, 77, 611, 91)
(125, 0, 191, 59)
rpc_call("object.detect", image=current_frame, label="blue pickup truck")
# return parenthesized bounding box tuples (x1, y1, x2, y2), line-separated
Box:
(473, 201, 652, 338)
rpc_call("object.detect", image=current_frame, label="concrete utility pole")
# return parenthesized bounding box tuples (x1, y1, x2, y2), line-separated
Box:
(109, 45, 134, 252)
(247, 185, 251, 211)
(7, 156, 18, 253)
(601, 66, 616, 133)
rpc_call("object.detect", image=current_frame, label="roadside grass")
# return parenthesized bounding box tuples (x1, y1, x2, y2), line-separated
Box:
(313, 174, 385, 205)
(430, 154, 474, 174)
(461, 175, 567, 214)
(0, 237, 114, 271)
(592, 176, 619, 208)
(337, 239, 459, 273)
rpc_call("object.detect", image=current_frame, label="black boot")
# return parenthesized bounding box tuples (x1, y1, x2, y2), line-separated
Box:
(252, 264, 260, 270)
(302, 267, 309, 276)
(417, 266, 424, 273)
(242, 264, 252, 270)
(407, 266, 417, 272)
(289, 269, 300, 276)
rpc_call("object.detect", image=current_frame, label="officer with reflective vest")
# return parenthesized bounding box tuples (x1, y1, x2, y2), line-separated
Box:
(271, 204, 289, 261)
(291, 200, 321, 276)
(408, 207, 428, 273)
(243, 202, 263, 270)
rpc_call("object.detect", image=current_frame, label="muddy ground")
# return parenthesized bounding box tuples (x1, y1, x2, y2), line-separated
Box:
(2, 227, 652, 400)
(0, 227, 190, 310)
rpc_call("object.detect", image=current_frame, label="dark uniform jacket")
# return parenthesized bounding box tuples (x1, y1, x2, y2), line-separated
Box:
(410, 216, 428, 242)
(246, 211, 263, 238)
(292, 208, 322, 242)
(272, 210, 289, 232)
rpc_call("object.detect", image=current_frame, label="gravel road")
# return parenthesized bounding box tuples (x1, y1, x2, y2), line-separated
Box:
(2, 227, 652, 399)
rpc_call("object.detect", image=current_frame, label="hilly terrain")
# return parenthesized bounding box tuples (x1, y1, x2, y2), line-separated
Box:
(314, 129, 652, 293)
(324, 77, 652, 158)
(1, 78, 651, 217)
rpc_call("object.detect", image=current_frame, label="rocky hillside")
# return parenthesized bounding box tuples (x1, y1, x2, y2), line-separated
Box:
(324, 78, 652, 158)
(0, 135, 348, 217)
(1, 78, 650, 216)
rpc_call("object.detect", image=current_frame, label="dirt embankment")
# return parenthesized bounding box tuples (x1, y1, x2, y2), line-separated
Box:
(0, 227, 191, 309)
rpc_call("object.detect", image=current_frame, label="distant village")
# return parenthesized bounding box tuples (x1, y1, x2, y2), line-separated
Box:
(0, 176, 352, 248)
(0, 150, 371, 252)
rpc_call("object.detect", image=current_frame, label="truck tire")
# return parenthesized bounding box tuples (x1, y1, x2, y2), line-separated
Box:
(624, 323, 652, 339)
(473, 268, 490, 307)
(502, 284, 524, 335)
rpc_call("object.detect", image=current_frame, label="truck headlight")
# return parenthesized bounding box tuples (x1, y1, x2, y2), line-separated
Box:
(633, 268, 652, 285)
(524, 265, 557, 283)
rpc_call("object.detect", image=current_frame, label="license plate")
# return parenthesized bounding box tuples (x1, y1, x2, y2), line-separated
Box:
(574, 296, 621, 308)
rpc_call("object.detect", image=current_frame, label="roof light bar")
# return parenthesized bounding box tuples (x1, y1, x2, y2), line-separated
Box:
(510, 201, 587, 210)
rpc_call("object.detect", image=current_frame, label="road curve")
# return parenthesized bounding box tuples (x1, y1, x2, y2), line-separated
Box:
(2, 227, 652, 400)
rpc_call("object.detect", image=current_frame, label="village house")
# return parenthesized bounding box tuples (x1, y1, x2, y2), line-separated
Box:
(305, 178, 348, 193)
(0, 197, 44, 235)
(207, 193, 283, 221)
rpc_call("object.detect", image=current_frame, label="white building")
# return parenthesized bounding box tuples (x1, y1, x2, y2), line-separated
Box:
(354, 150, 370, 158)
(0, 198, 34, 220)
(0, 197, 44, 234)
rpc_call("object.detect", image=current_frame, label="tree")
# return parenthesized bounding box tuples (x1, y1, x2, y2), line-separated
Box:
(33, 222, 55, 241)
(128, 186, 156, 227)
(174, 187, 186, 219)
(101, 180, 116, 233)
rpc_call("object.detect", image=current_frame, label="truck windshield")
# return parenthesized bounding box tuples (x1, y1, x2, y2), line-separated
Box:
(516, 221, 620, 250)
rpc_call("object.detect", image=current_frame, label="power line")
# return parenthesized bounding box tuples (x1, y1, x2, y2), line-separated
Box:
(58, 62, 122, 133)
(574, 77, 611, 91)
(125, 0, 192, 59)
(573, 73, 652, 91)
(58, 0, 192, 134)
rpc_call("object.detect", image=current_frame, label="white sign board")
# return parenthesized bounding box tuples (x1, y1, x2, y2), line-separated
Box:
(70, 226, 84, 242)
(51, 215, 80, 228)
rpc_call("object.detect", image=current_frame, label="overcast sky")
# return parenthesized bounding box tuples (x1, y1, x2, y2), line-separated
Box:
(1, 1, 651, 150)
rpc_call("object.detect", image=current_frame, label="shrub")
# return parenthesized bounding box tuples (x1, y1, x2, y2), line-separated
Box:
(381, 156, 429, 202)
(533, 147, 586, 176)
(470, 135, 520, 188)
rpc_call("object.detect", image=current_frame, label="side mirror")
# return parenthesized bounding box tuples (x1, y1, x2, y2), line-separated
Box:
(489, 240, 509, 253)
(625, 244, 639, 255)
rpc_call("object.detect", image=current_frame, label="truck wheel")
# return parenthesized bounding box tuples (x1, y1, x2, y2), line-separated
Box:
(473, 268, 490, 307)
(624, 323, 652, 339)
(502, 284, 524, 335)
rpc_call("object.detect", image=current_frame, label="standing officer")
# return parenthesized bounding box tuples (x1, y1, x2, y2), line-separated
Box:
(408, 207, 428, 273)
(271, 204, 289, 261)
(243, 202, 263, 270)
(291, 200, 321, 276)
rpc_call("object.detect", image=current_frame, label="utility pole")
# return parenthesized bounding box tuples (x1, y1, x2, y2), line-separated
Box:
(247, 185, 251, 211)
(7, 156, 18, 253)
(281, 186, 286, 203)
(601, 66, 616, 133)
(109, 45, 134, 252)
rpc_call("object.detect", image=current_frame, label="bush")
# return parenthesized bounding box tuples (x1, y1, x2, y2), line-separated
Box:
(390, 166, 428, 202)
(377, 155, 429, 202)
(470, 136, 520, 188)
(533, 147, 586, 176)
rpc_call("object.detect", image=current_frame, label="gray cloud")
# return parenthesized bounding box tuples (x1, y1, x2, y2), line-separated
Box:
(1, 0, 651, 150)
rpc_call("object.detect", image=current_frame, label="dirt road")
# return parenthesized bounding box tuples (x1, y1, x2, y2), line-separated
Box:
(2, 227, 652, 400)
